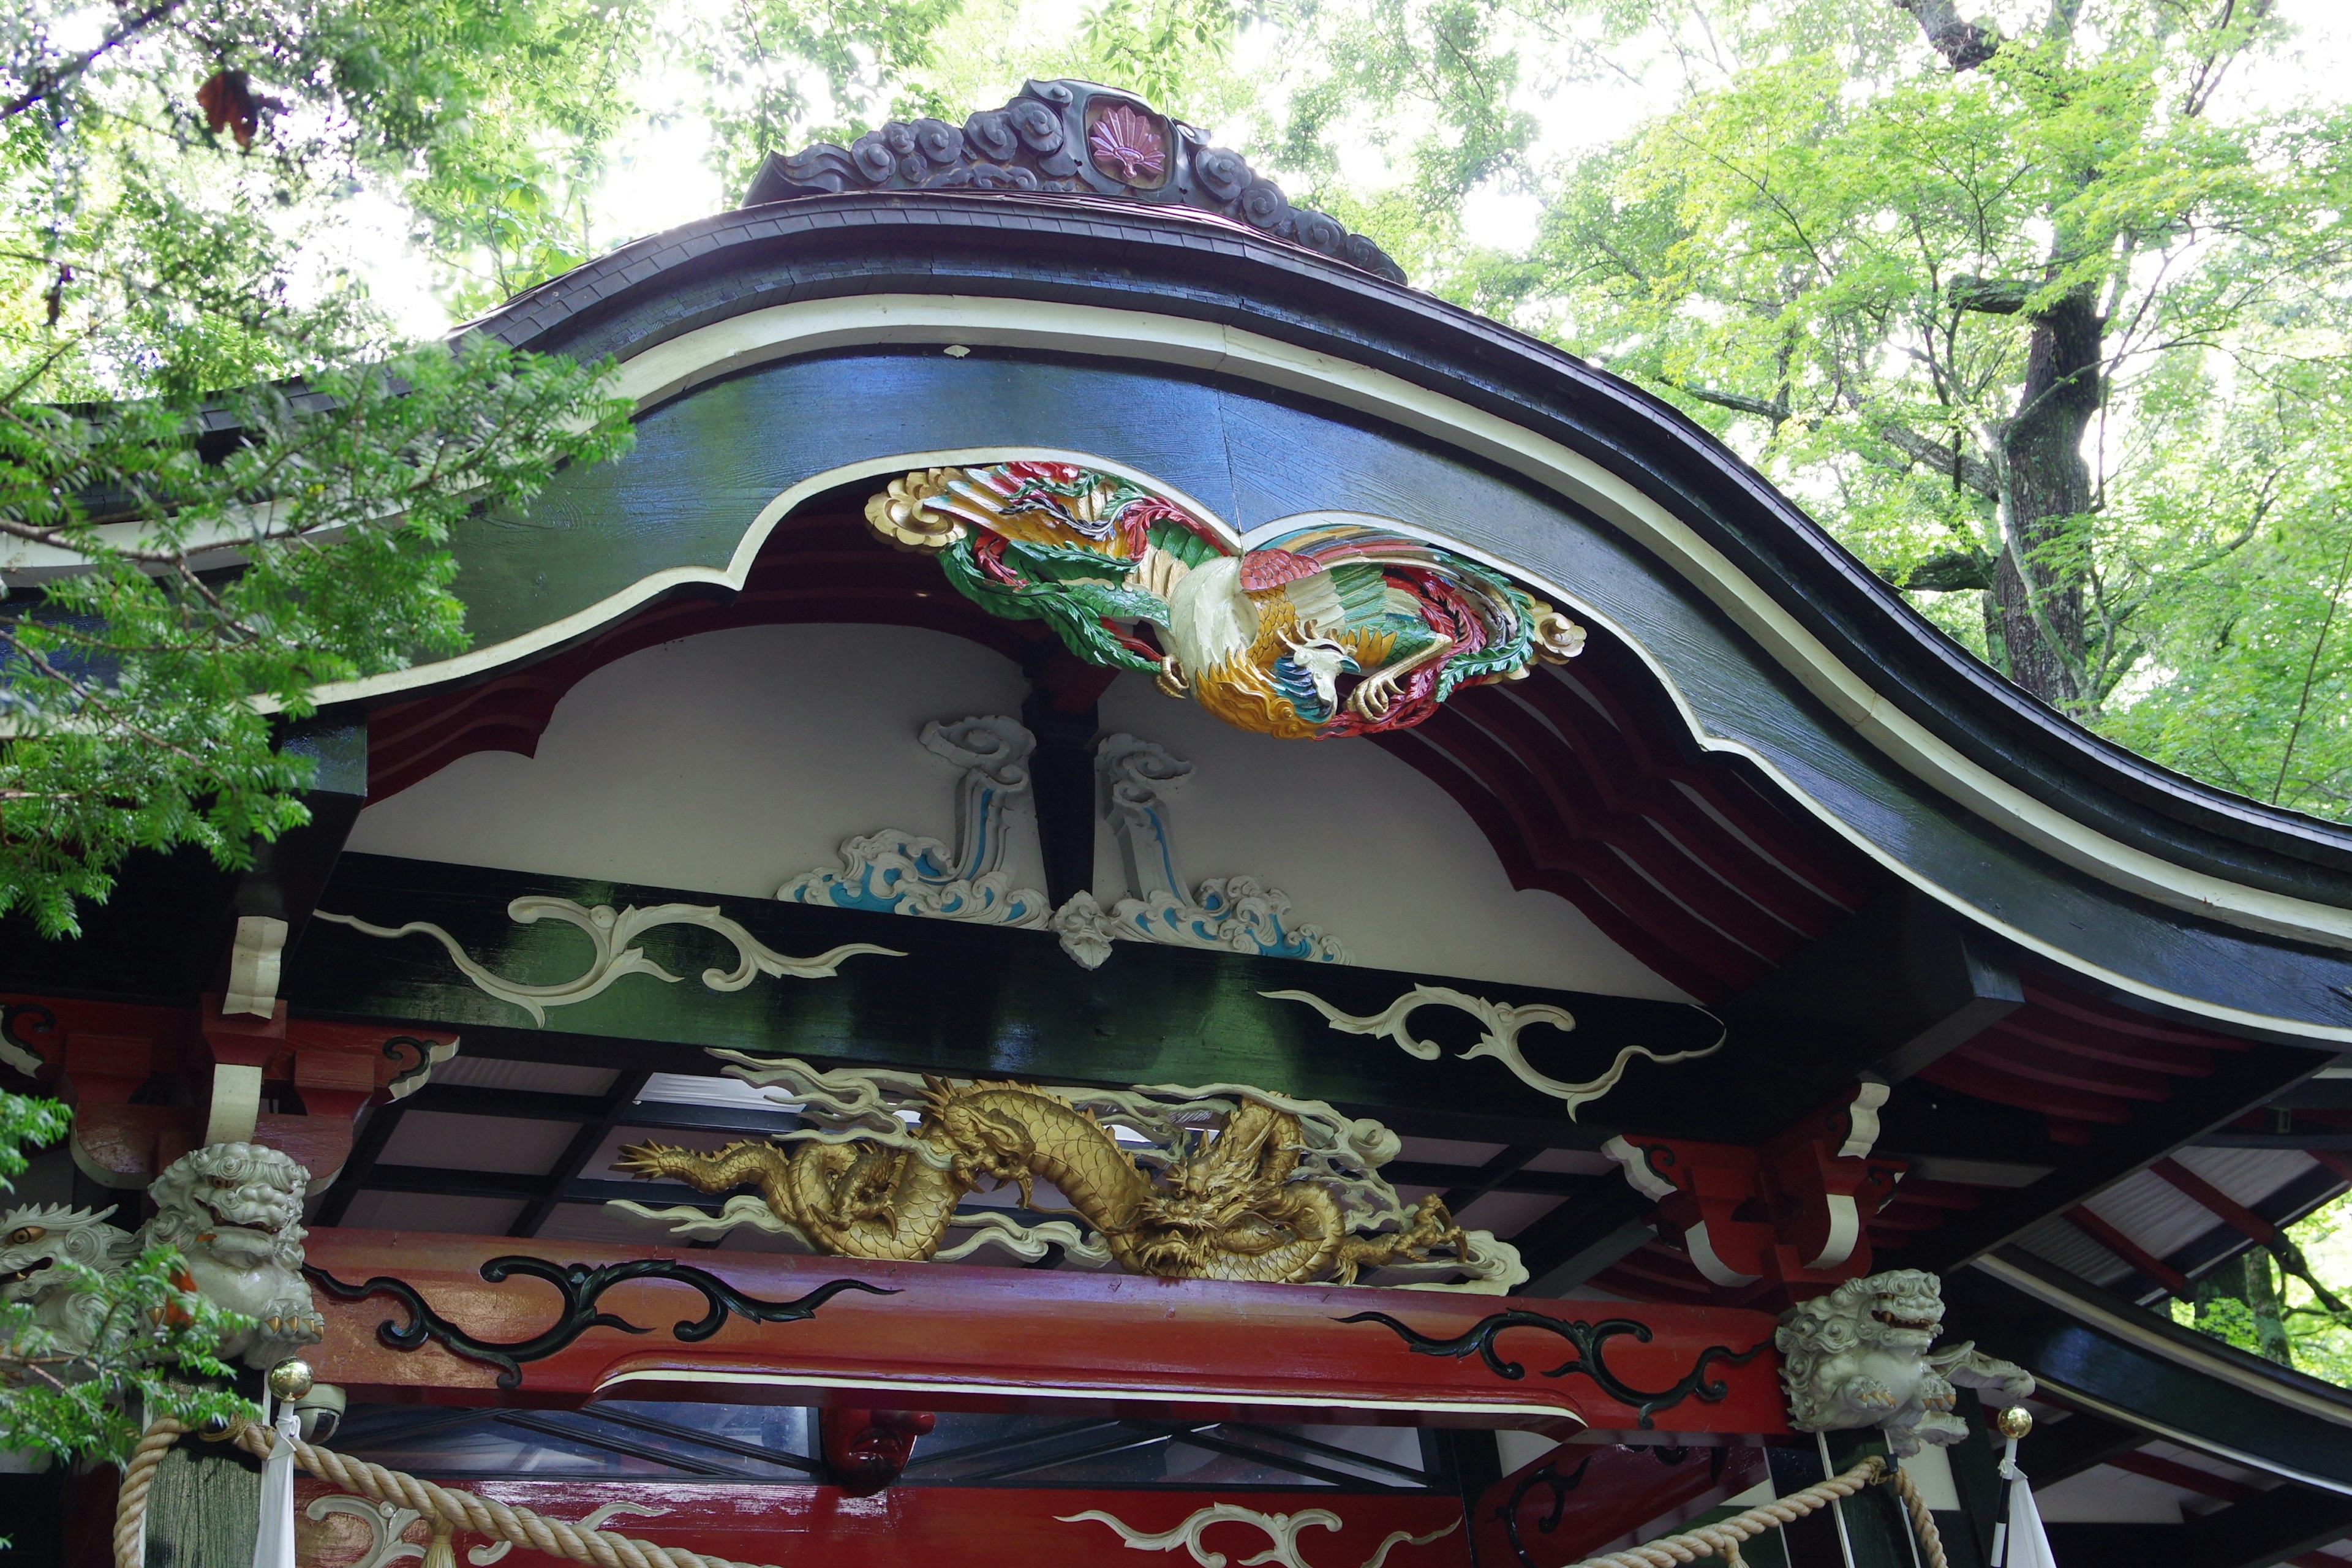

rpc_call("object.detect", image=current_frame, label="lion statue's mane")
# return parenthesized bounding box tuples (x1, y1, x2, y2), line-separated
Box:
(138, 1141, 323, 1369)
(1776, 1268, 2035, 1456)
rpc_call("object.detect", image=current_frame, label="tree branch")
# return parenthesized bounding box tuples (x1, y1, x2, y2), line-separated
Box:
(1893, 0, 2001, 72)
(1948, 274, 2037, 315)
(1658, 379, 1789, 424)
(1877, 423, 2002, 500)
(1, 2, 191, 120)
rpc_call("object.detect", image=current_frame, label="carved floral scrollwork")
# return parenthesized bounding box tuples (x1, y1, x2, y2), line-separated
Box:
(304, 1491, 669, 1568)
(1338, 1306, 1770, 1428)
(313, 899, 902, 1026)
(1059, 1504, 1460, 1568)
(1264, 984, 1722, 1115)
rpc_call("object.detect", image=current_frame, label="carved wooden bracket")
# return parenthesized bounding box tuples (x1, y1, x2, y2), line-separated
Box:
(820, 1408, 938, 1496)
(3, 992, 456, 1189)
(1605, 1084, 1905, 1308)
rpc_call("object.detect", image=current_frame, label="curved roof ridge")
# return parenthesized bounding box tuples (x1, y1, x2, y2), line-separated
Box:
(451, 192, 2352, 903)
(737, 80, 1408, 285)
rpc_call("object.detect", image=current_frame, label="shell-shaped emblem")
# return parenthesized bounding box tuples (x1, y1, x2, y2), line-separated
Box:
(864, 469, 963, 553)
(1088, 104, 1167, 186)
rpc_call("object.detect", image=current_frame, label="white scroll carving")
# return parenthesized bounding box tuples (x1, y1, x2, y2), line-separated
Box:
(469, 1504, 670, 1564)
(314, 899, 902, 1026)
(1072, 734, 1348, 970)
(1058, 1504, 1460, 1568)
(1264, 983, 1723, 1115)
(773, 718, 1348, 969)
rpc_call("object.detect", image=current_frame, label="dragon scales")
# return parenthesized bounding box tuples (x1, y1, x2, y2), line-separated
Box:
(614, 1057, 1517, 1289)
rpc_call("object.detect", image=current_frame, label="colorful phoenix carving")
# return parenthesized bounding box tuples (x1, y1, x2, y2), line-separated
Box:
(616, 1075, 1470, 1286)
(866, 462, 1588, 741)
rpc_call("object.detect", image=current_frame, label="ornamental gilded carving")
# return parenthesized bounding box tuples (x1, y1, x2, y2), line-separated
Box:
(742, 80, 1409, 284)
(867, 461, 1586, 743)
(612, 1052, 1525, 1292)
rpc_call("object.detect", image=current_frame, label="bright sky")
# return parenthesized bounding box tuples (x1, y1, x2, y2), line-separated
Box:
(345, 0, 2352, 341)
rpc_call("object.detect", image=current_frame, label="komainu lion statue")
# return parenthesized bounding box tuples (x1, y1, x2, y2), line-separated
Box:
(1, 1203, 138, 1356)
(1777, 1268, 2035, 1455)
(140, 1142, 325, 1369)
(619, 1074, 1471, 1286)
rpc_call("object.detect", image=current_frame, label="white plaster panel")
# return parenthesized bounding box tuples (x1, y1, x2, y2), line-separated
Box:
(350, 624, 1046, 899)
(1092, 669, 1685, 996)
(349, 623, 1678, 997)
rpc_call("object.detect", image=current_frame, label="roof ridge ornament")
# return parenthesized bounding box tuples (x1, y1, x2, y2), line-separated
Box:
(741, 80, 1409, 285)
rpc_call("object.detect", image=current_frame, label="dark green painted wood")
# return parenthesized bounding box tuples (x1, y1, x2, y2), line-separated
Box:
(1945, 1253, 2352, 1490)
(293, 855, 1771, 1148)
(1944, 1392, 2002, 1567)
(382, 347, 2352, 1036)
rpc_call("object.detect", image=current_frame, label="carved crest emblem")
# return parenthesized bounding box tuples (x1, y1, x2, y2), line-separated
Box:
(1087, 102, 1167, 186)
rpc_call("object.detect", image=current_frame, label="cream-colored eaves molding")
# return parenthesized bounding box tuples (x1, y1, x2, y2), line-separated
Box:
(96, 293, 2352, 1034)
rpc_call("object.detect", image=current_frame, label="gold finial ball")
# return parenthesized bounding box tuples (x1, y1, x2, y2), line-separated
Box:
(266, 1359, 315, 1402)
(1995, 1405, 2034, 1441)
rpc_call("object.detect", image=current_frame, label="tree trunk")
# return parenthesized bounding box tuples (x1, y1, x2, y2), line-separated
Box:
(2245, 1250, 2296, 1367)
(1992, 285, 2100, 710)
(1898, 1, 2101, 713)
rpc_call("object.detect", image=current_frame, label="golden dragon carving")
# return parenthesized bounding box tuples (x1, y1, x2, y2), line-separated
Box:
(615, 1074, 1471, 1286)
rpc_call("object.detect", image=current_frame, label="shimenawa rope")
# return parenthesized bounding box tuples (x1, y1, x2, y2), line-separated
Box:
(114, 1417, 789, 1568)
(1565, 1455, 1947, 1568)
(116, 1417, 1949, 1568)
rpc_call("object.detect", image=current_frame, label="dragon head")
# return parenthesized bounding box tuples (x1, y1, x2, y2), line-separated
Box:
(1124, 1115, 1302, 1271)
(0, 1204, 133, 1303)
(143, 1142, 309, 1271)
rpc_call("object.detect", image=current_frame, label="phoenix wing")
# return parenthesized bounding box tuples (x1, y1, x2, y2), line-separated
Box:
(868, 461, 1229, 676)
(1238, 524, 1577, 734)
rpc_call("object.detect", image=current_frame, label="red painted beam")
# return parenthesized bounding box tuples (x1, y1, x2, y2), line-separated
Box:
(292, 1478, 1474, 1568)
(1967, 1033, 2175, 1101)
(2106, 1449, 2255, 1502)
(1918, 1053, 2132, 1125)
(2019, 981, 2252, 1050)
(1473, 1442, 1768, 1568)
(303, 1229, 1791, 1440)
(2150, 1159, 2278, 1246)
(2062, 1207, 2190, 1298)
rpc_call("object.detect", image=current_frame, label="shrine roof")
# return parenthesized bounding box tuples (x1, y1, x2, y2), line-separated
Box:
(434, 115, 2352, 922)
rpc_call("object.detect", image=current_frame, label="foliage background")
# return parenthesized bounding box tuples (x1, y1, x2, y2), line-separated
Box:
(8, 0, 2352, 1401)
(304, 0, 2352, 817)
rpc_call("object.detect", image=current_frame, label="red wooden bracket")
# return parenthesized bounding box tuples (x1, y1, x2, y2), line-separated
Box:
(1, 990, 453, 1190)
(1606, 1085, 1907, 1308)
